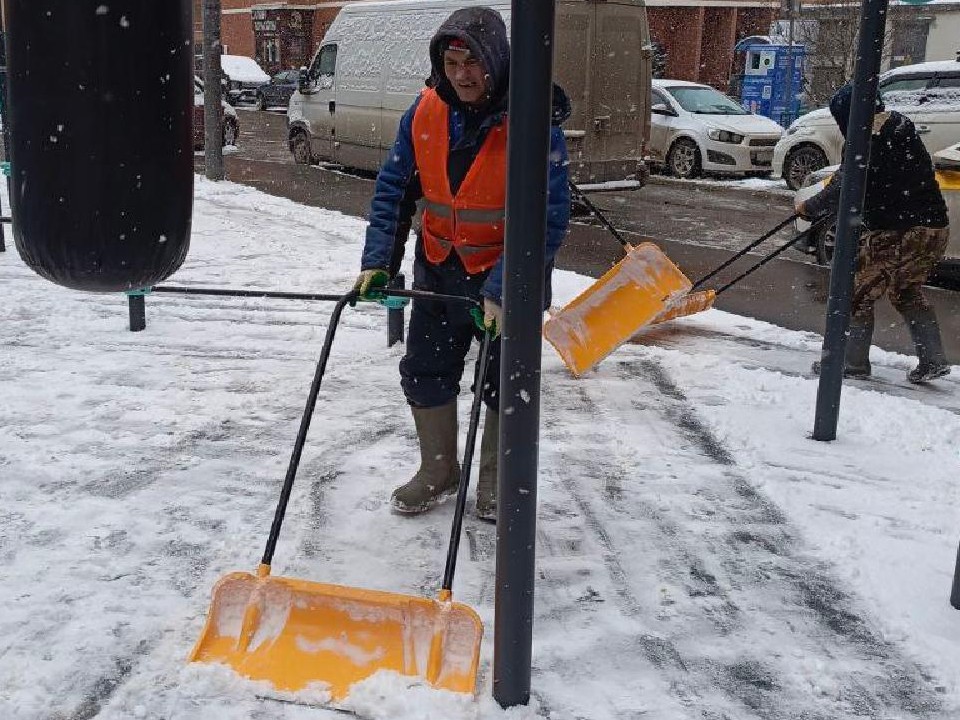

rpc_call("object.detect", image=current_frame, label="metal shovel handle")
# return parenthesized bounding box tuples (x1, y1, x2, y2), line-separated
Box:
(568, 180, 631, 250)
(691, 213, 800, 291)
(441, 331, 494, 593)
(260, 286, 484, 570)
(260, 291, 357, 568)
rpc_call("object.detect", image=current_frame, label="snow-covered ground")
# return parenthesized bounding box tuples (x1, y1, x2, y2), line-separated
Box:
(2, 177, 959, 720)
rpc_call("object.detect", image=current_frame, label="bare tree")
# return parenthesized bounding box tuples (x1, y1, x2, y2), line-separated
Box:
(792, 2, 926, 108)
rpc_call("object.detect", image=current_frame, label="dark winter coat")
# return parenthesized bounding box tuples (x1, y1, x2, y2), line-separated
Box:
(360, 6, 570, 305)
(804, 84, 948, 231)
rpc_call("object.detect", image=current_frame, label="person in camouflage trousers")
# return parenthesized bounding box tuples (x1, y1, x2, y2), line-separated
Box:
(799, 83, 951, 383)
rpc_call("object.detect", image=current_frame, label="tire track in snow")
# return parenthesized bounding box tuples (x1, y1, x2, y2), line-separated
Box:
(536, 358, 944, 719)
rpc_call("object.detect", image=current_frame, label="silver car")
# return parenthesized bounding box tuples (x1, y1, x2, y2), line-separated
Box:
(648, 79, 784, 179)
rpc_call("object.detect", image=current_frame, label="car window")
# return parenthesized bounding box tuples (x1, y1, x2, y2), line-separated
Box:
(283, 71, 298, 83)
(651, 89, 670, 107)
(665, 86, 748, 115)
(880, 77, 931, 95)
(312, 45, 337, 79)
(935, 76, 960, 89)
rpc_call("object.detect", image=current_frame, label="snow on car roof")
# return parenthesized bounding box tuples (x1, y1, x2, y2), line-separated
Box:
(883, 59, 960, 79)
(219, 55, 270, 84)
(652, 79, 710, 89)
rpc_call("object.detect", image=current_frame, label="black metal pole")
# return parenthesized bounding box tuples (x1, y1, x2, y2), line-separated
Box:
(812, 0, 888, 441)
(387, 272, 405, 347)
(0, 26, 9, 253)
(128, 293, 146, 332)
(950, 540, 960, 610)
(202, 0, 224, 181)
(494, 0, 556, 708)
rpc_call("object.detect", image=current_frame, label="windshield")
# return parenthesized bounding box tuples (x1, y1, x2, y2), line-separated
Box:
(666, 86, 748, 115)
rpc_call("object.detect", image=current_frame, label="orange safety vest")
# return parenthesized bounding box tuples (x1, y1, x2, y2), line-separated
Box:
(411, 89, 507, 274)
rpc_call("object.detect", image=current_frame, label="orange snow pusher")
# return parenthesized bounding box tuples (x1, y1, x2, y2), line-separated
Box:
(191, 290, 490, 701)
(545, 183, 804, 376)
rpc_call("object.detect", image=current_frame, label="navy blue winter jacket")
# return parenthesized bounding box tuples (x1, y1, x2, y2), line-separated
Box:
(360, 7, 570, 305)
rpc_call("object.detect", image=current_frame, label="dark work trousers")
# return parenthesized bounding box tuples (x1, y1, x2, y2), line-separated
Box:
(400, 246, 501, 410)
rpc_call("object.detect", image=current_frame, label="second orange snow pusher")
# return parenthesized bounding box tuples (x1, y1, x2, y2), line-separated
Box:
(545, 182, 805, 376)
(191, 289, 491, 701)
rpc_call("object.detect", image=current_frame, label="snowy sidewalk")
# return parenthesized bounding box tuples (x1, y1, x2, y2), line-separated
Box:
(1, 178, 958, 720)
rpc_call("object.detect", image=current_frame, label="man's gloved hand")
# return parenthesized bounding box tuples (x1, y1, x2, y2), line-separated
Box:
(794, 199, 811, 220)
(471, 298, 502, 337)
(353, 269, 389, 299)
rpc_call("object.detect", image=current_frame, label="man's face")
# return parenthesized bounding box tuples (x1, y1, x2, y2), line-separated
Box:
(443, 49, 487, 106)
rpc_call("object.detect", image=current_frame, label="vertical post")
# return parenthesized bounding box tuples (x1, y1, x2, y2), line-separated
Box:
(812, 0, 889, 441)
(203, 0, 225, 181)
(0, 23, 9, 253)
(387, 272, 405, 347)
(127, 292, 146, 332)
(494, 0, 556, 708)
(783, 1, 797, 126)
(950, 540, 960, 609)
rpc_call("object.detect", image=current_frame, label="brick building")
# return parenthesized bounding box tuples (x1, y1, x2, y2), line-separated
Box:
(198, 0, 777, 90)
(647, 0, 777, 90)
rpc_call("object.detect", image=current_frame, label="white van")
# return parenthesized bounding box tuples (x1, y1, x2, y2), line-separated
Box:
(287, 0, 652, 185)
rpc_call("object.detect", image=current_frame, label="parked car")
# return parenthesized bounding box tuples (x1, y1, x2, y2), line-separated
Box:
(287, 0, 653, 185)
(219, 54, 270, 106)
(256, 70, 299, 111)
(646, 79, 784, 179)
(792, 141, 960, 278)
(773, 59, 960, 190)
(193, 76, 240, 149)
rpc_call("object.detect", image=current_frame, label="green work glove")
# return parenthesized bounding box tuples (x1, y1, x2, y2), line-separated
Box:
(353, 269, 389, 300)
(471, 298, 502, 338)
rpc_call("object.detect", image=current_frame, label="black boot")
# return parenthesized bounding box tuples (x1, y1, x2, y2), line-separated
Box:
(391, 403, 460, 514)
(475, 407, 498, 523)
(904, 308, 951, 383)
(812, 314, 873, 378)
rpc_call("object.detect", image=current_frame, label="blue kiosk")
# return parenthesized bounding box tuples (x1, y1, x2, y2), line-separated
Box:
(739, 43, 806, 127)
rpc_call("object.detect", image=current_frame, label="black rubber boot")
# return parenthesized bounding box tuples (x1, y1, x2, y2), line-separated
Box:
(812, 314, 873, 378)
(475, 407, 498, 523)
(391, 402, 460, 514)
(904, 308, 951, 384)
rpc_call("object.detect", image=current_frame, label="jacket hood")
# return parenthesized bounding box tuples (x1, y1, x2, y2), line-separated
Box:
(829, 82, 885, 137)
(429, 6, 510, 112)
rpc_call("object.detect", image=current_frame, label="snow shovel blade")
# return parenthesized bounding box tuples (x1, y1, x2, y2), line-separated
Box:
(543, 242, 692, 376)
(650, 288, 716, 326)
(189, 570, 482, 701)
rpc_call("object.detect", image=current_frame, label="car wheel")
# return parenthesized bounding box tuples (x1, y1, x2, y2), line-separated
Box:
(667, 138, 702, 179)
(258, 93, 268, 111)
(222, 118, 238, 147)
(814, 221, 837, 266)
(291, 132, 314, 165)
(785, 145, 828, 191)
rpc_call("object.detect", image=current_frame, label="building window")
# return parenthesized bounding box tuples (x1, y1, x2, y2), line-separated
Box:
(263, 38, 281, 65)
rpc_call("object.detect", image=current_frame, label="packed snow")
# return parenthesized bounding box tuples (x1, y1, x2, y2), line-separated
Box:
(1, 177, 959, 719)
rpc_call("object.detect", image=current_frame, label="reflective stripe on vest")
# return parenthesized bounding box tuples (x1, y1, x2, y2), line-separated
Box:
(411, 89, 507, 273)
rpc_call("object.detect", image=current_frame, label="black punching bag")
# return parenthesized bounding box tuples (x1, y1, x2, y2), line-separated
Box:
(4, 1, 193, 292)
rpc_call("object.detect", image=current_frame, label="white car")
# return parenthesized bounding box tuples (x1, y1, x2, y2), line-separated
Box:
(773, 59, 960, 190)
(647, 79, 784, 179)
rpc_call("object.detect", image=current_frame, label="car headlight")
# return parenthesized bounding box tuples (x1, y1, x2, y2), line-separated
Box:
(708, 129, 744, 144)
(785, 124, 814, 137)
